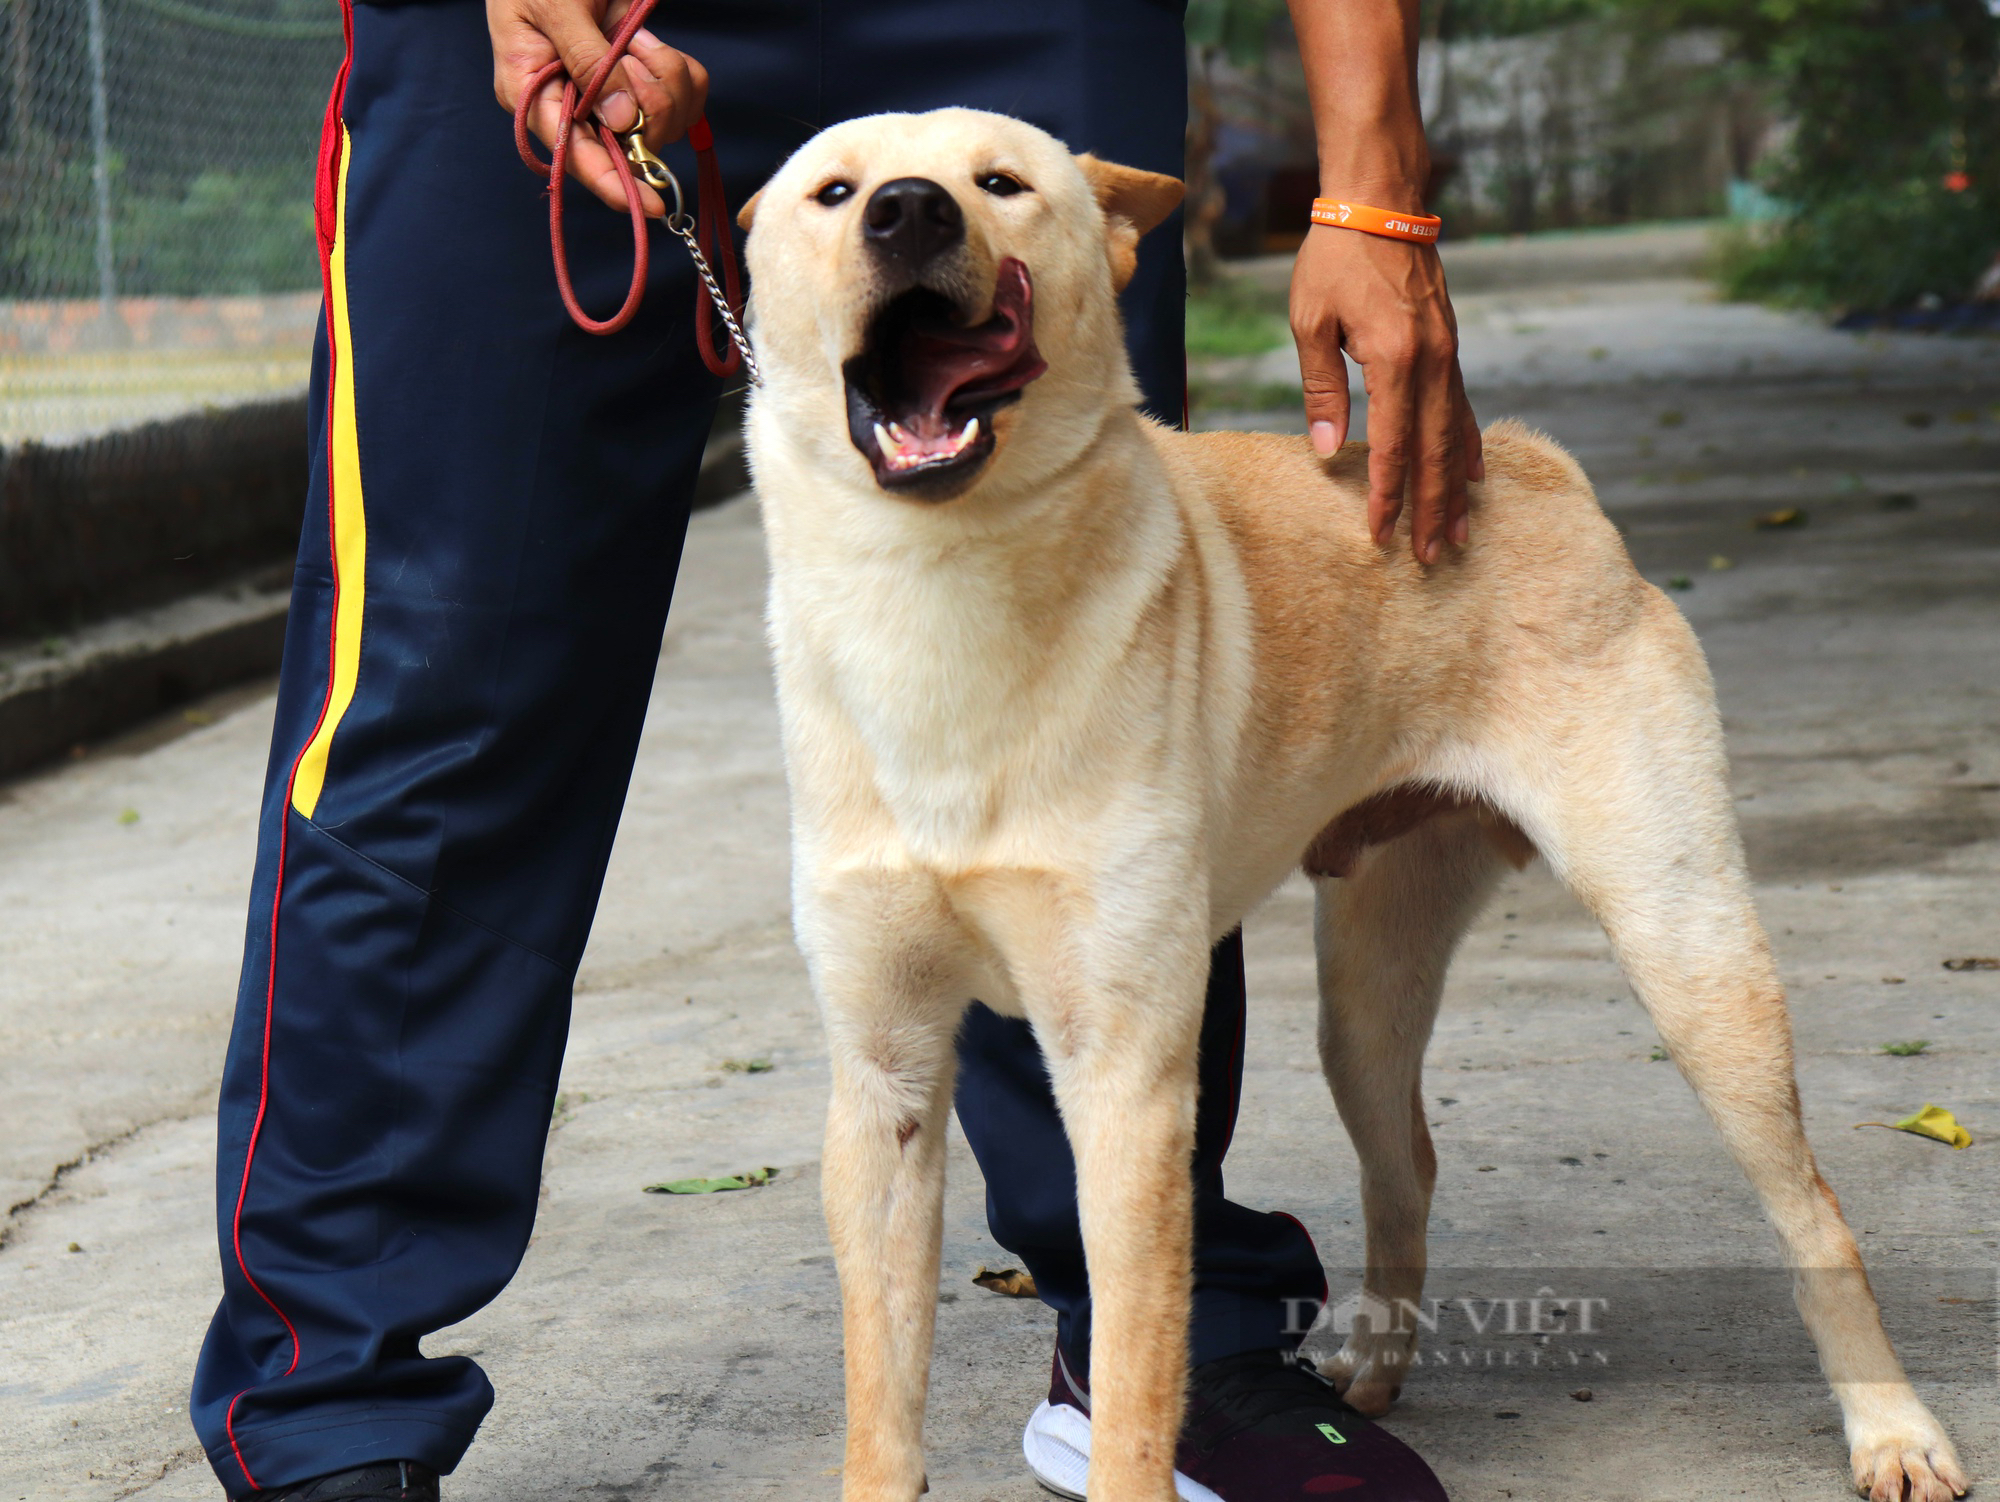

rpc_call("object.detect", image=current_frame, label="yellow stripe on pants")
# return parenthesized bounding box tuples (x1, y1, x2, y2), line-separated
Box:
(292, 126, 367, 821)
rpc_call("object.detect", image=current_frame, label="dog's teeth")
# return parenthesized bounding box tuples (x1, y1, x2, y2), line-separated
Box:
(961, 417, 980, 445)
(888, 421, 910, 444)
(873, 422, 896, 456)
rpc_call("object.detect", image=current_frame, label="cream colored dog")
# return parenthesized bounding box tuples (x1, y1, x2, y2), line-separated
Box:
(736, 107, 1966, 1502)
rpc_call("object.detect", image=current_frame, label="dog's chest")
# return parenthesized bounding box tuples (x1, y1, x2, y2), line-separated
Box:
(776, 558, 1179, 864)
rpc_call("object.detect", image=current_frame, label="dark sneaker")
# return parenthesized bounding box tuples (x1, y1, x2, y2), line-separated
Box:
(1178, 1349, 1448, 1500)
(1022, 1345, 1448, 1501)
(237, 1462, 439, 1502)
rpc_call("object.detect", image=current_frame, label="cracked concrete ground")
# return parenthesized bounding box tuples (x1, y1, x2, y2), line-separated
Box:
(2, 262, 1996, 1502)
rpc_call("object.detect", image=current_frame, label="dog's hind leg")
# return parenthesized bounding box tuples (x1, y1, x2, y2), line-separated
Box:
(1301, 807, 1514, 1415)
(1502, 597, 1965, 1502)
(805, 871, 973, 1502)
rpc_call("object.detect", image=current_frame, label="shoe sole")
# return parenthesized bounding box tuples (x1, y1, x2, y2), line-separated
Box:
(1022, 1400, 1224, 1502)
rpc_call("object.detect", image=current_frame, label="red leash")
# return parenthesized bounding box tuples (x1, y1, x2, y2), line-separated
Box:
(512, 0, 747, 373)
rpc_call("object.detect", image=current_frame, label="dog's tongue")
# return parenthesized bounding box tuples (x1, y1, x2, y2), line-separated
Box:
(896, 258, 1046, 427)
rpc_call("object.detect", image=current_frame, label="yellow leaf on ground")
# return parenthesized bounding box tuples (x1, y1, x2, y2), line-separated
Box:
(1855, 1104, 1972, 1149)
(972, 1265, 1038, 1297)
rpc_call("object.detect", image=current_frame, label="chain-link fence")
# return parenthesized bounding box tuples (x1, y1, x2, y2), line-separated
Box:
(0, 0, 337, 457)
(2, 0, 340, 304)
(0, 0, 336, 682)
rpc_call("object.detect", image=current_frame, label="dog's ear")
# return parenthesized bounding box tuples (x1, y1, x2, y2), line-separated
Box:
(1076, 153, 1183, 235)
(736, 187, 763, 232)
(1075, 154, 1184, 291)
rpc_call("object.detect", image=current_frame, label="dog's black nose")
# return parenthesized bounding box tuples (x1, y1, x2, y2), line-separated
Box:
(862, 178, 964, 267)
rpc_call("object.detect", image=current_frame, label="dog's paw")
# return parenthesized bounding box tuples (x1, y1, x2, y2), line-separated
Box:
(1309, 1338, 1407, 1418)
(1849, 1429, 1967, 1502)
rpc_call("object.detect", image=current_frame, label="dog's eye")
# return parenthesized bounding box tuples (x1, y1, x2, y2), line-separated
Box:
(814, 180, 855, 207)
(977, 172, 1028, 197)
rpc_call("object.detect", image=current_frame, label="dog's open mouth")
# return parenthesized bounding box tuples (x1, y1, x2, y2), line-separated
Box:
(844, 257, 1047, 495)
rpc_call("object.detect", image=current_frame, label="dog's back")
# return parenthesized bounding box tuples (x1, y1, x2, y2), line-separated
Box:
(1154, 418, 1670, 841)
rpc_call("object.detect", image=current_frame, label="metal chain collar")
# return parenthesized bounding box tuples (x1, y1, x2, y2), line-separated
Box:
(668, 212, 762, 387)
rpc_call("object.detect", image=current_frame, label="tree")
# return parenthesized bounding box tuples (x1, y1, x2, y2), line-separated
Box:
(1647, 0, 2000, 308)
(1185, 0, 1286, 286)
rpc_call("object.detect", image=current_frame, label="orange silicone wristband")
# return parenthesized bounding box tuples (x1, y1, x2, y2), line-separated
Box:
(1309, 198, 1441, 244)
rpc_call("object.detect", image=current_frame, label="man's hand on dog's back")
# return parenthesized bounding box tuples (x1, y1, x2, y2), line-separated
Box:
(488, 0, 708, 218)
(1288, 0, 1482, 566)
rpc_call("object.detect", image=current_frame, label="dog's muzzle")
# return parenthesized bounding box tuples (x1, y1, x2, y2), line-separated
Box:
(843, 256, 1047, 499)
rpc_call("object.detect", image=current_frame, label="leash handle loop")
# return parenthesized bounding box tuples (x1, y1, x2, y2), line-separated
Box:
(511, 0, 749, 370)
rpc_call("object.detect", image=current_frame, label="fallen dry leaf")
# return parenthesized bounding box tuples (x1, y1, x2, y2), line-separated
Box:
(1854, 1104, 1972, 1150)
(644, 1166, 777, 1194)
(1943, 957, 1999, 971)
(1754, 507, 1806, 530)
(972, 1265, 1039, 1297)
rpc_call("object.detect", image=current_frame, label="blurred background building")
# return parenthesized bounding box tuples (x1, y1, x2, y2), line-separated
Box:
(1188, 0, 2000, 314)
(1196, 13, 1774, 257)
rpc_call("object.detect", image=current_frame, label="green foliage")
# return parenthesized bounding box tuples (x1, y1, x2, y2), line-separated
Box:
(0, 155, 101, 299)
(1717, 176, 1999, 308)
(0, 157, 318, 298)
(1651, 0, 2000, 308)
(118, 170, 319, 295)
(1427, 0, 1616, 40)
(1186, 0, 1288, 65)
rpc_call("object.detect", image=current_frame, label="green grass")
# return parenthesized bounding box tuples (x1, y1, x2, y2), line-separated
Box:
(1186, 274, 1291, 359)
(1879, 1040, 1931, 1057)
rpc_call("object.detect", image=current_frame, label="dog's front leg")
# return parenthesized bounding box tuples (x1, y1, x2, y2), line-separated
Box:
(1037, 944, 1210, 1502)
(806, 873, 970, 1502)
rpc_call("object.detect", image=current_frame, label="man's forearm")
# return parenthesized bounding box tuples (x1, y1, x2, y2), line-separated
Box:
(1285, 0, 1429, 212)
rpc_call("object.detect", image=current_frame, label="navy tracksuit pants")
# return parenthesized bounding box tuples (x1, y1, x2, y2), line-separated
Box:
(191, 1, 1325, 1490)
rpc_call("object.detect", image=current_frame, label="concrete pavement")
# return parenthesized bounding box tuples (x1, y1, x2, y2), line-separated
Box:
(2, 270, 1996, 1502)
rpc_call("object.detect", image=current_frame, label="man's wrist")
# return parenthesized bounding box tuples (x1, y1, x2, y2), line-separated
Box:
(1316, 151, 1429, 213)
(1314, 179, 1430, 218)
(1312, 89, 1430, 207)
(1315, 129, 1429, 211)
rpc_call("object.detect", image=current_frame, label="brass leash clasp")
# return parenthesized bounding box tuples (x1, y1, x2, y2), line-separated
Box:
(615, 107, 684, 221)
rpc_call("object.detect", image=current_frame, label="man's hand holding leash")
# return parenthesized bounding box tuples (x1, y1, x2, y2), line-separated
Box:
(488, 0, 707, 219)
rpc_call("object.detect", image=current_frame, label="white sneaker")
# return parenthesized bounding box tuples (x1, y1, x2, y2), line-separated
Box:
(1020, 1345, 1223, 1502)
